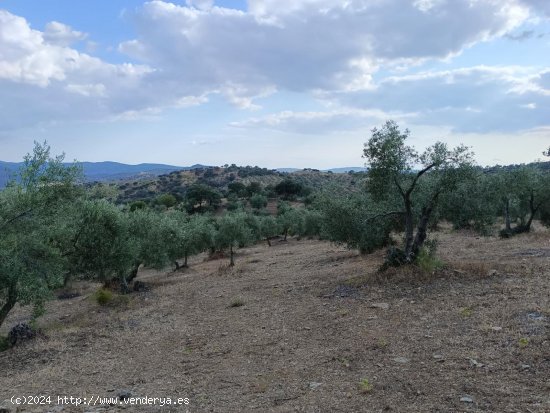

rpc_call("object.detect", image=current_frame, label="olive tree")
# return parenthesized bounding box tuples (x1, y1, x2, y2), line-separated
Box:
(438, 168, 500, 235)
(276, 202, 304, 241)
(214, 212, 253, 266)
(250, 193, 268, 210)
(68, 199, 138, 288)
(258, 215, 281, 246)
(363, 120, 473, 264)
(316, 191, 394, 254)
(126, 209, 172, 279)
(299, 209, 323, 239)
(0, 142, 82, 328)
(496, 166, 550, 237)
(165, 212, 214, 268)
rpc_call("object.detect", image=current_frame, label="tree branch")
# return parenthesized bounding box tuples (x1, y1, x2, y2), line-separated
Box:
(393, 176, 405, 197)
(406, 163, 437, 197)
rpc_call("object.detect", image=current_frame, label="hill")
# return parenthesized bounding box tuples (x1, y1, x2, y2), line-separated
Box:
(0, 161, 208, 188)
(111, 165, 366, 204)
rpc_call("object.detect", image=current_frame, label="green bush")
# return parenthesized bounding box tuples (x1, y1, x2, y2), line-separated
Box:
(415, 240, 444, 274)
(94, 288, 114, 306)
(156, 193, 177, 208)
(229, 297, 245, 307)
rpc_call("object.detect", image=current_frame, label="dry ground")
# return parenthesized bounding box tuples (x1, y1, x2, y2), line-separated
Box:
(1, 227, 549, 413)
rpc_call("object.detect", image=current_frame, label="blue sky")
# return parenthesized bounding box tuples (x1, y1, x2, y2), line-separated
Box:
(1, 0, 549, 168)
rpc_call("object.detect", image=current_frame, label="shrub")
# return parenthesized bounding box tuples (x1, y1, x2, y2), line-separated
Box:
(156, 193, 177, 208)
(229, 298, 245, 307)
(416, 247, 444, 274)
(359, 378, 373, 393)
(94, 288, 114, 306)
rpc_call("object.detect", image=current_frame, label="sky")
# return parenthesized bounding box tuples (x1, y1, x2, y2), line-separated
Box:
(0, 0, 549, 168)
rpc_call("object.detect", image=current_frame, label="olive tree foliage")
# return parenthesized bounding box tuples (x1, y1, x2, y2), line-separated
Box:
(163, 211, 214, 268)
(438, 168, 500, 235)
(363, 120, 474, 264)
(67, 199, 138, 288)
(0, 142, 82, 329)
(276, 202, 305, 241)
(315, 191, 395, 254)
(299, 209, 323, 238)
(258, 215, 281, 246)
(250, 193, 268, 210)
(126, 209, 173, 276)
(214, 212, 254, 266)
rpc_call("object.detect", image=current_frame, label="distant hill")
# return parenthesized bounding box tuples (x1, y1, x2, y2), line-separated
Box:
(0, 160, 367, 189)
(111, 164, 368, 204)
(0, 161, 209, 188)
(324, 167, 367, 173)
(0, 161, 21, 188)
(78, 162, 190, 181)
(277, 167, 367, 173)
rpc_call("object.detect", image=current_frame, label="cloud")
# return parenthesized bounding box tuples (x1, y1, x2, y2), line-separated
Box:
(186, 0, 214, 10)
(326, 66, 550, 133)
(1, 0, 549, 134)
(230, 108, 415, 134)
(537, 70, 550, 89)
(0, 9, 210, 130)
(119, 0, 530, 100)
(505, 30, 535, 41)
(519, 0, 550, 17)
(43, 21, 87, 46)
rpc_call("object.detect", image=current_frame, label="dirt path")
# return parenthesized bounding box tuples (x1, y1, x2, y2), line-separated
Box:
(1, 229, 549, 412)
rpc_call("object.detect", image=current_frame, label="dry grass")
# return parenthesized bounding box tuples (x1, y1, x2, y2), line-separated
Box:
(1, 228, 549, 412)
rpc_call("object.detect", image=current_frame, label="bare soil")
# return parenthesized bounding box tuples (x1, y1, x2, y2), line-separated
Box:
(1, 227, 549, 412)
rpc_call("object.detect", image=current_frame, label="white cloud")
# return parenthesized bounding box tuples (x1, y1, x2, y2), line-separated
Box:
(43, 21, 87, 46)
(119, 0, 531, 101)
(0, 9, 215, 130)
(325, 66, 550, 133)
(1, 0, 549, 137)
(230, 108, 415, 134)
(65, 83, 106, 97)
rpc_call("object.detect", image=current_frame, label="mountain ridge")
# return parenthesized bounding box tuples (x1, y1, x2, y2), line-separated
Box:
(0, 161, 367, 188)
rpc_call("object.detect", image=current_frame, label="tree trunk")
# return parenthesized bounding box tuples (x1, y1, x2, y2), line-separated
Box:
(504, 198, 511, 231)
(524, 190, 540, 232)
(283, 228, 288, 241)
(0, 283, 17, 328)
(184, 253, 188, 267)
(403, 196, 414, 258)
(63, 271, 72, 287)
(266, 237, 271, 247)
(127, 262, 140, 283)
(174, 261, 181, 270)
(411, 208, 433, 259)
(409, 192, 439, 261)
(120, 275, 130, 294)
(229, 245, 235, 266)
